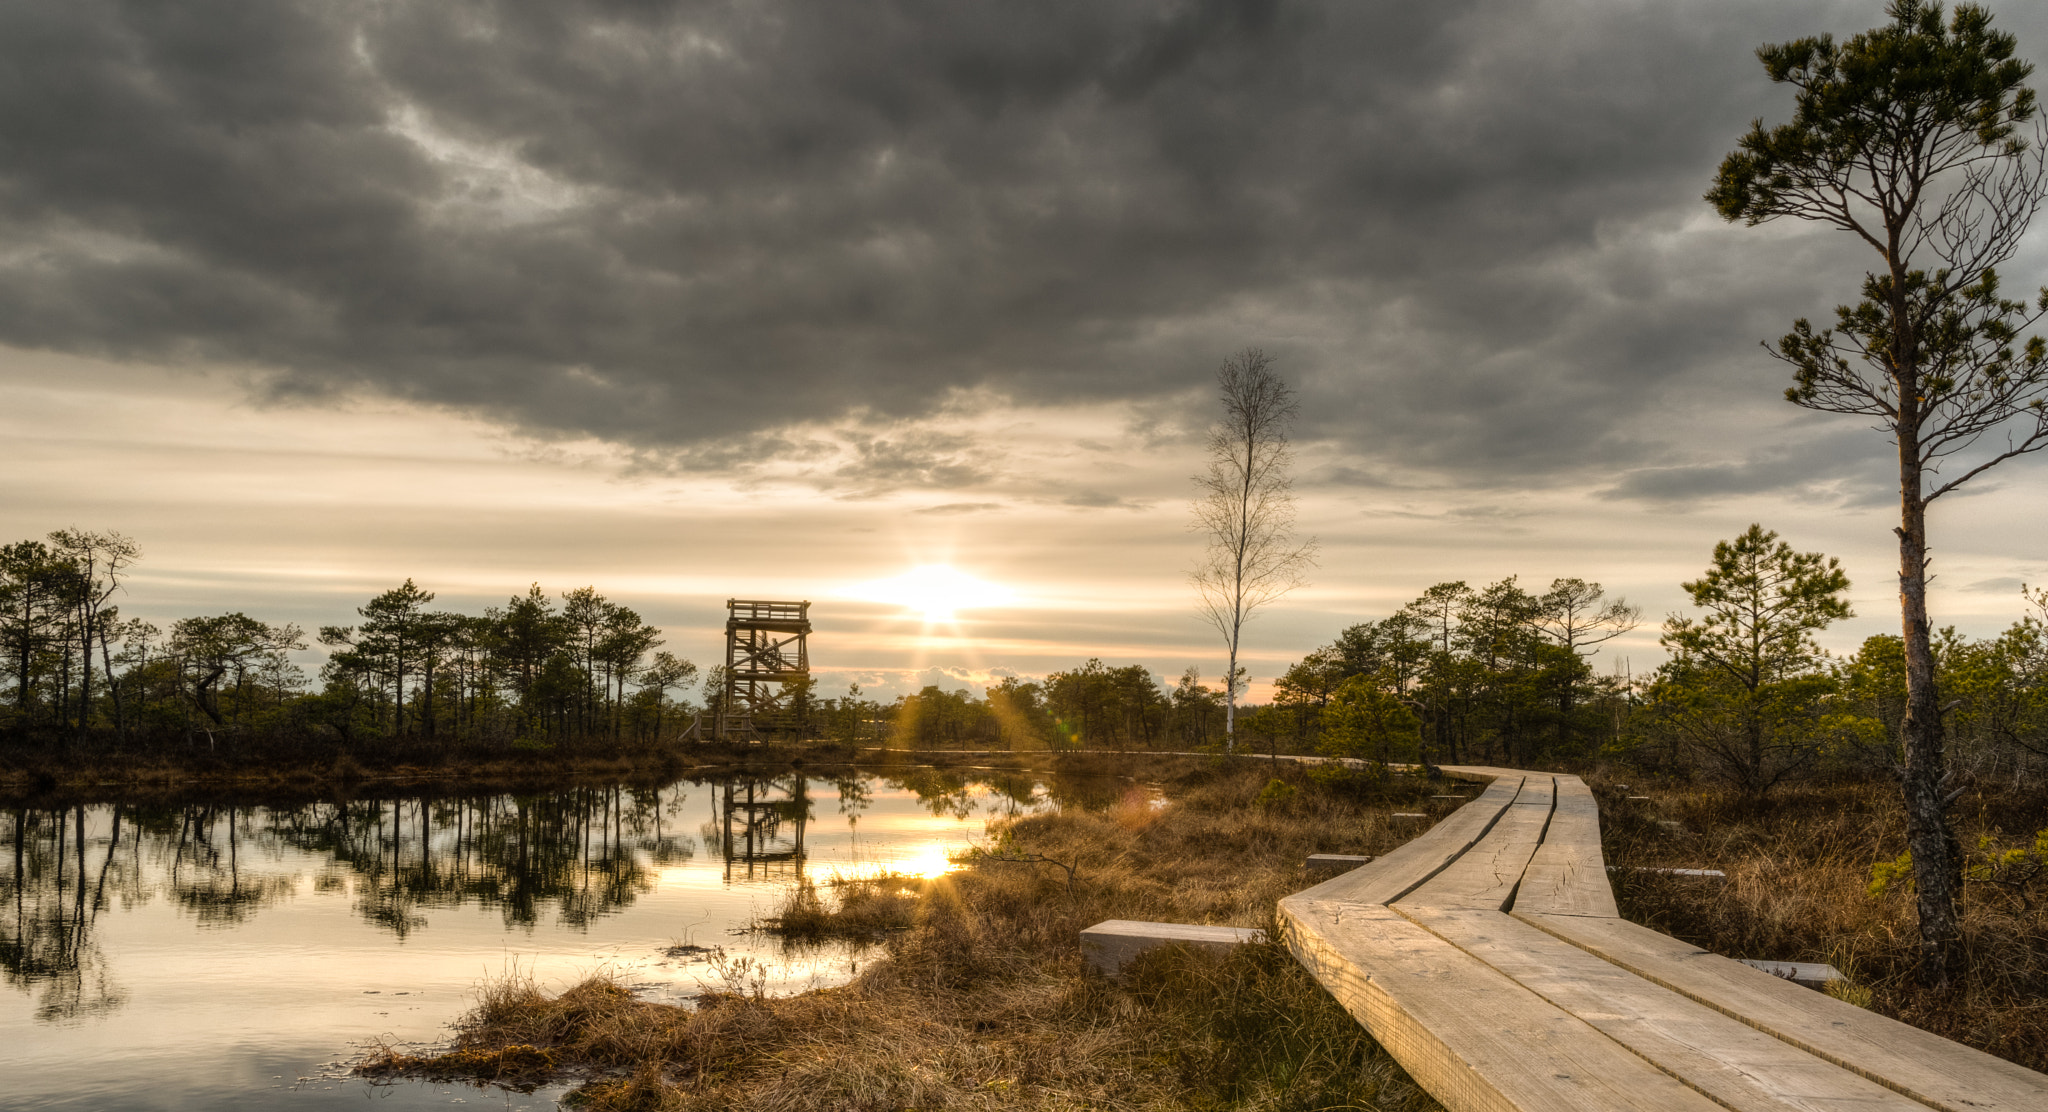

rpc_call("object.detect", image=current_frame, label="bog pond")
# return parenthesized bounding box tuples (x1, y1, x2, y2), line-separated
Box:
(6, 765, 1120, 1110)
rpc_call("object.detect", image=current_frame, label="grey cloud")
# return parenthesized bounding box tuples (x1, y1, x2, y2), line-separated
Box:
(1599, 424, 1895, 505)
(1305, 463, 1409, 490)
(1060, 490, 1146, 510)
(5, 0, 2046, 490)
(913, 501, 1004, 515)
(1963, 577, 2029, 594)
(827, 428, 993, 495)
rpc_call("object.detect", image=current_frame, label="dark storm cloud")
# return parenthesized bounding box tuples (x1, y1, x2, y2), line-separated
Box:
(4, 0, 2039, 491)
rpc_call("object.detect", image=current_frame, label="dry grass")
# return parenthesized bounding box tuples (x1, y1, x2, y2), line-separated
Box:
(1592, 773, 2048, 1071)
(362, 757, 1451, 1111)
(759, 872, 923, 942)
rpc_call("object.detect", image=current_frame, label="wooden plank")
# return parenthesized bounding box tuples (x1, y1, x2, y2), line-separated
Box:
(1079, 919, 1263, 975)
(1515, 775, 1620, 918)
(1402, 905, 1928, 1112)
(1516, 911, 2048, 1112)
(1296, 774, 1524, 907)
(1279, 898, 1726, 1112)
(1404, 776, 1554, 911)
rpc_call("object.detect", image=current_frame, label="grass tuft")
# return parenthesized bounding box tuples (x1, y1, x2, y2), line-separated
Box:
(759, 872, 923, 942)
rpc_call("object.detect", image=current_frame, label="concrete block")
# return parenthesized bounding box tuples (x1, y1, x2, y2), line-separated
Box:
(1306, 853, 1374, 876)
(1736, 959, 1845, 991)
(1080, 919, 1265, 975)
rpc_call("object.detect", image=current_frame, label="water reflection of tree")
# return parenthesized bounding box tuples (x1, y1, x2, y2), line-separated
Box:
(165, 805, 298, 928)
(3, 783, 702, 1022)
(832, 774, 873, 821)
(2, 770, 1090, 1027)
(883, 768, 982, 819)
(880, 768, 1050, 819)
(3, 806, 129, 1023)
(266, 785, 695, 935)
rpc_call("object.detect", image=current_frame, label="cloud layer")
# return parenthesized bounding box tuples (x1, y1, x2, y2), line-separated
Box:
(4, 0, 2047, 501)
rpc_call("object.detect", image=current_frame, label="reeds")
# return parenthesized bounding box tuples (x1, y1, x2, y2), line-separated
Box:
(758, 872, 922, 942)
(1595, 774, 2048, 1071)
(362, 756, 1450, 1111)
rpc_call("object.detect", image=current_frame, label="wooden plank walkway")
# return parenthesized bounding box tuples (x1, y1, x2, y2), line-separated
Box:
(1277, 766, 2048, 1112)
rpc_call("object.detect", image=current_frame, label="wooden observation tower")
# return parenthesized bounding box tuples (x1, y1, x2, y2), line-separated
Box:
(717, 599, 812, 740)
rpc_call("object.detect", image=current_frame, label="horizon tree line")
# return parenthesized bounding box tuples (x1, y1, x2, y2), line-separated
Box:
(0, 533, 702, 752)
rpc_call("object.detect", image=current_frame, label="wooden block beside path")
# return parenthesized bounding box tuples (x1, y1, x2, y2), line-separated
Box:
(1080, 920, 1264, 975)
(1305, 853, 1374, 876)
(1736, 959, 1844, 991)
(1607, 866, 1727, 878)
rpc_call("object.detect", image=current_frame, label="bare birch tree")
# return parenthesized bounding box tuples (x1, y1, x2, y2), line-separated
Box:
(1191, 349, 1316, 751)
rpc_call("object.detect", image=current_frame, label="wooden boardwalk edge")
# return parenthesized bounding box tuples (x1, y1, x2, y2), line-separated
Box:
(1275, 766, 2048, 1112)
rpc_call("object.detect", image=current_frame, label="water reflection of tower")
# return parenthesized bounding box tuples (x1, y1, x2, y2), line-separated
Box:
(717, 776, 810, 882)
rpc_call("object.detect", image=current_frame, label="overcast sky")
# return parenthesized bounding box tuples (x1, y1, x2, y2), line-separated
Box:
(8, 0, 2048, 700)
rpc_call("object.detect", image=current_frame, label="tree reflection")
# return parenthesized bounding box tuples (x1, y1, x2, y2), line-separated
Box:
(3, 782, 703, 1017)
(1, 768, 1071, 1025)
(2, 806, 128, 1023)
(265, 786, 694, 935)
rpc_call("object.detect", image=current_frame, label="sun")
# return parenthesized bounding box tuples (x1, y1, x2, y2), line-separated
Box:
(853, 565, 1015, 622)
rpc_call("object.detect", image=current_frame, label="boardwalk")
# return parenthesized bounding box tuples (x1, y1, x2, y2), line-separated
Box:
(1278, 766, 2048, 1112)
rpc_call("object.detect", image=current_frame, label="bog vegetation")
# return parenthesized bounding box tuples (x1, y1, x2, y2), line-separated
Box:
(363, 759, 1454, 1112)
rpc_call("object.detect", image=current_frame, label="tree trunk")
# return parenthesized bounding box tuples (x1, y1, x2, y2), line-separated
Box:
(99, 629, 123, 745)
(14, 620, 30, 720)
(77, 603, 93, 743)
(1224, 642, 1238, 752)
(57, 649, 70, 746)
(393, 653, 406, 738)
(1745, 697, 1765, 799)
(1898, 481, 1962, 988)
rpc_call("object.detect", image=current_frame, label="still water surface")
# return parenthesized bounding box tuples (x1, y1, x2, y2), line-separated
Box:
(6, 766, 1097, 1111)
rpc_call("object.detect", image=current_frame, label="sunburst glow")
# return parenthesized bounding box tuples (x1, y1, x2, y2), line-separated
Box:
(851, 564, 1015, 622)
(897, 843, 958, 879)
